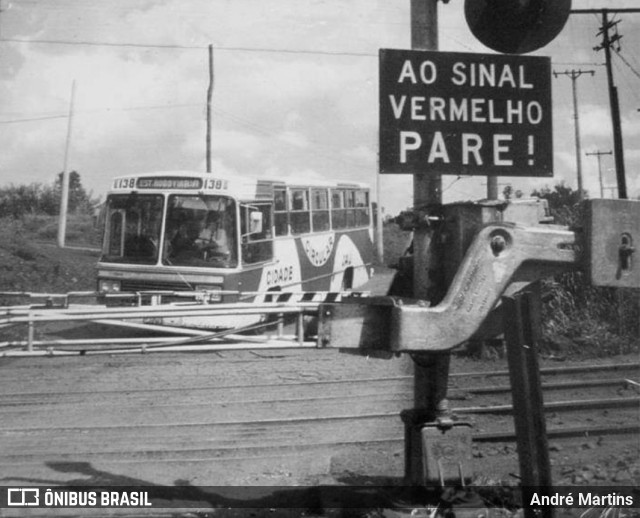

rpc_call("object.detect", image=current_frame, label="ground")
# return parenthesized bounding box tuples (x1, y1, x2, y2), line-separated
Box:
(0, 216, 638, 517)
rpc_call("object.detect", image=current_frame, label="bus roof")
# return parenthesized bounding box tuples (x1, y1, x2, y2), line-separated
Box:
(108, 170, 370, 202)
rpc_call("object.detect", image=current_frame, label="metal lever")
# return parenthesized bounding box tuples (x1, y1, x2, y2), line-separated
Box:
(619, 233, 634, 271)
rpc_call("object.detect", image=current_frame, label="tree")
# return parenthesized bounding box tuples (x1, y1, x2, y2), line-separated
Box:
(531, 182, 585, 211)
(0, 183, 57, 218)
(55, 171, 96, 214)
(531, 182, 584, 226)
(502, 185, 523, 200)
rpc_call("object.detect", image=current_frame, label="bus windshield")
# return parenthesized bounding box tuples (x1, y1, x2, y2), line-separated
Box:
(101, 194, 163, 264)
(163, 195, 238, 268)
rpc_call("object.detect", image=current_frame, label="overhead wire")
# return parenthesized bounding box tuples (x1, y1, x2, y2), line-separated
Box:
(0, 102, 203, 124)
(614, 48, 640, 80)
(1, 37, 378, 58)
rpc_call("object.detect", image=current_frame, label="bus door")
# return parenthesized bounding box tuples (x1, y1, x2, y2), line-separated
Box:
(102, 194, 163, 264)
(240, 203, 273, 266)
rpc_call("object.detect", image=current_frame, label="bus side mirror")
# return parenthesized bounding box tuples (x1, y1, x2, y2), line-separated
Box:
(250, 210, 263, 234)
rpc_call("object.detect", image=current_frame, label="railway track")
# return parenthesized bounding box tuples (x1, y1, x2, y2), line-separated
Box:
(448, 360, 640, 443)
(0, 345, 637, 486)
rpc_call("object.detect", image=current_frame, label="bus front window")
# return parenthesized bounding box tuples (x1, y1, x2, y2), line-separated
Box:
(164, 195, 237, 268)
(101, 194, 163, 264)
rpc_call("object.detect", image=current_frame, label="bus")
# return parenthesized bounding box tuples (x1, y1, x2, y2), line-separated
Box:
(97, 171, 375, 328)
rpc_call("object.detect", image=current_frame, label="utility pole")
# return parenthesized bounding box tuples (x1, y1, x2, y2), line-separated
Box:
(597, 11, 625, 200)
(571, 8, 640, 199)
(411, 0, 441, 247)
(206, 44, 214, 173)
(408, 0, 450, 473)
(553, 69, 594, 201)
(586, 150, 612, 198)
(57, 80, 77, 249)
(486, 176, 499, 200)
(375, 172, 384, 264)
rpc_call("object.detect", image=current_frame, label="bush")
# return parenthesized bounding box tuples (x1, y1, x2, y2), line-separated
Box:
(0, 172, 99, 219)
(532, 183, 639, 356)
(541, 272, 639, 356)
(0, 183, 57, 218)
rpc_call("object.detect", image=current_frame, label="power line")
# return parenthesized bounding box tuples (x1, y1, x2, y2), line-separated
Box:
(614, 47, 640, 80)
(0, 102, 203, 124)
(612, 55, 640, 106)
(0, 114, 67, 124)
(0, 37, 377, 57)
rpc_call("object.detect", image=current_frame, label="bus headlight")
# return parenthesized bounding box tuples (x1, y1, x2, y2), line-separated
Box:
(195, 285, 222, 302)
(99, 279, 122, 293)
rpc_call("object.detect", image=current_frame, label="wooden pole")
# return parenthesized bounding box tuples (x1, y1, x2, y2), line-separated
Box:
(402, 0, 451, 487)
(553, 69, 594, 200)
(206, 44, 214, 173)
(410, 0, 449, 413)
(601, 11, 626, 199)
(487, 177, 499, 200)
(409, 0, 448, 413)
(586, 150, 612, 198)
(57, 80, 76, 249)
(375, 172, 384, 264)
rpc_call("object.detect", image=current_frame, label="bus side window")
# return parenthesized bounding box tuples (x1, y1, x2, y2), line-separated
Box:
(355, 190, 370, 227)
(311, 188, 330, 232)
(290, 189, 310, 235)
(331, 190, 346, 230)
(274, 188, 288, 236)
(346, 190, 357, 228)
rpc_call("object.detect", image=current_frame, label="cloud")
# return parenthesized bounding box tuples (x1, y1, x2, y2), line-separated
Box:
(2, 0, 639, 214)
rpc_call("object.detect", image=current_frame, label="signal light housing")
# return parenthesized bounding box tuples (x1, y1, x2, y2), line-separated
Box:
(464, 0, 572, 54)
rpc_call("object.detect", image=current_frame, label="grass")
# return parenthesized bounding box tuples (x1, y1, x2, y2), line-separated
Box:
(21, 213, 102, 247)
(0, 216, 100, 303)
(541, 272, 639, 357)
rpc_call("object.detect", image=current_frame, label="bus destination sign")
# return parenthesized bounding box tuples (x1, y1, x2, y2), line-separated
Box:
(136, 177, 202, 190)
(379, 49, 552, 177)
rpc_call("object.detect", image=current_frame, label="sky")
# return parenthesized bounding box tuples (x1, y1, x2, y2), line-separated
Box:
(1, 0, 639, 216)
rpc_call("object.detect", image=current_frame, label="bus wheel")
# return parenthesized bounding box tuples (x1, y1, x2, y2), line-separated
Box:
(303, 315, 318, 339)
(342, 267, 354, 291)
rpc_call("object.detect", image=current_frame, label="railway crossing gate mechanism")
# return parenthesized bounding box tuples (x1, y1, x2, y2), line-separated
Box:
(2, 197, 638, 498)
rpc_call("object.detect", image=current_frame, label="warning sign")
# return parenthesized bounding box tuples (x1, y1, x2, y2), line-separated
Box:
(379, 49, 552, 177)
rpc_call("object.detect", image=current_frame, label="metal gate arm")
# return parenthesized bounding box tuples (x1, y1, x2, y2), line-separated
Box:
(318, 223, 577, 353)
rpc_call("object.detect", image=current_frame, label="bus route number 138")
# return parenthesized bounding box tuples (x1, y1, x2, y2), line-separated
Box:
(203, 178, 229, 191)
(113, 177, 136, 189)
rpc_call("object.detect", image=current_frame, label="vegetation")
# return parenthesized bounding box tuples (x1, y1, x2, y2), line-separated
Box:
(0, 171, 99, 219)
(532, 183, 638, 356)
(531, 181, 586, 227)
(0, 216, 100, 307)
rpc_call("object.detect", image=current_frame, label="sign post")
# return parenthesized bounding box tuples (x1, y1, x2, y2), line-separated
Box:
(380, 46, 554, 487)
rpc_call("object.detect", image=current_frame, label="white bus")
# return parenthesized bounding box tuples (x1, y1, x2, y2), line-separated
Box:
(97, 171, 375, 327)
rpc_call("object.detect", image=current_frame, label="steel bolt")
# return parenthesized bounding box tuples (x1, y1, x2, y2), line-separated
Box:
(490, 235, 507, 255)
